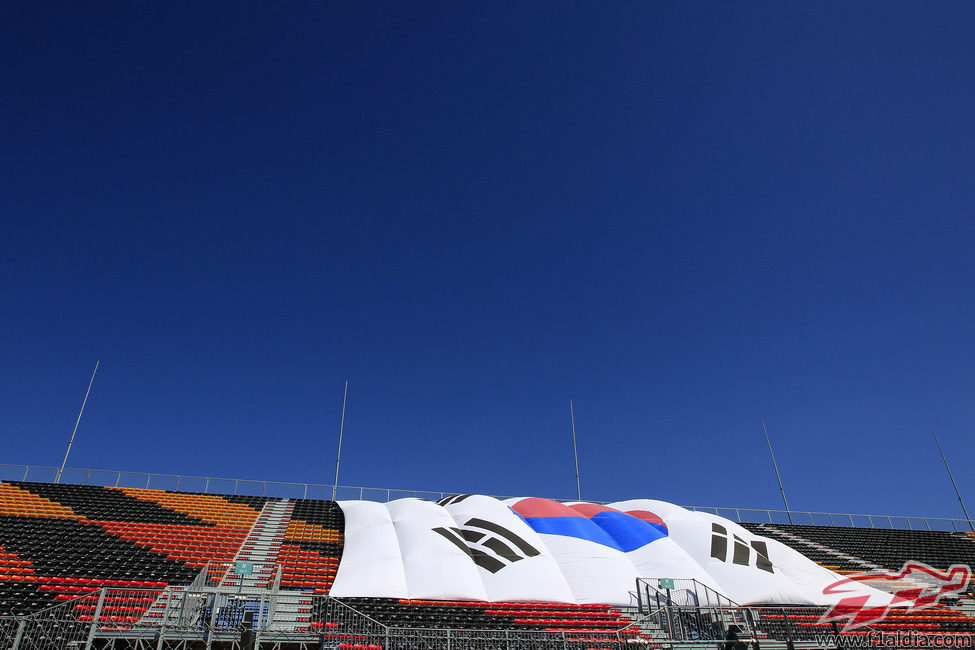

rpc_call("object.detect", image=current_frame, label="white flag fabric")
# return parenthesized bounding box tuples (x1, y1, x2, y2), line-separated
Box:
(441, 494, 575, 603)
(505, 497, 640, 604)
(565, 502, 724, 597)
(612, 499, 894, 608)
(329, 495, 895, 609)
(387, 498, 489, 601)
(330, 500, 408, 598)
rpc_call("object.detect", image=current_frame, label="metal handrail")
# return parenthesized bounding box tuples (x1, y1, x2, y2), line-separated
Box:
(1, 463, 970, 531)
(1, 587, 902, 650)
(0, 463, 559, 503)
(680, 505, 973, 532)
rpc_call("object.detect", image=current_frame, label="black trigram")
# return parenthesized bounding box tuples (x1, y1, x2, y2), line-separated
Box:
(710, 523, 773, 573)
(432, 517, 540, 573)
(436, 494, 475, 506)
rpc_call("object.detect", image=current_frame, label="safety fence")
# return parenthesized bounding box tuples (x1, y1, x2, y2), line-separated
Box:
(635, 577, 749, 644)
(635, 603, 865, 646)
(3, 462, 972, 531)
(633, 578, 883, 646)
(0, 588, 637, 650)
(0, 595, 91, 650)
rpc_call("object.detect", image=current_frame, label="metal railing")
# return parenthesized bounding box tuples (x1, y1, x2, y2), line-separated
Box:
(195, 560, 283, 590)
(636, 603, 874, 645)
(2, 462, 971, 531)
(631, 580, 884, 646)
(636, 577, 741, 611)
(681, 505, 974, 532)
(635, 578, 749, 644)
(382, 627, 613, 650)
(748, 605, 883, 642)
(0, 591, 94, 650)
(0, 589, 636, 650)
(2, 583, 964, 650)
(0, 463, 477, 503)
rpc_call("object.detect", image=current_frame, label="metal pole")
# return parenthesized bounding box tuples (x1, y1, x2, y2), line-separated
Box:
(156, 587, 176, 650)
(56, 361, 99, 484)
(570, 400, 581, 501)
(933, 432, 974, 532)
(332, 380, 348, 501)
(12, 618, 26, 650)
(84, 587, 108, 650)
(205, 593, 218, 650)
(762, 419, 793, 524)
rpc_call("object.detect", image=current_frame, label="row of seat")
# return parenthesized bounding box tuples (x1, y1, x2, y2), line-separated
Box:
(754, 603, 975, 639)
(749, 523, 975, 574)
(7, 482, 211, 525)
(275, 538, 339, 590)
(331, 597, 635, 634)
(9, 478, 973, 642)
(0, 481, 347, 611)
(0, 484, 78, 519)
(117, 487, 262, 528)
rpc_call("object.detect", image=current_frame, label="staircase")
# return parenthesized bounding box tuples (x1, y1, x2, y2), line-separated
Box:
(136, 500, 319, 632)
(265, 592, 315, 632)
(620, 605, 674, 646)
(137, 584, 191, 628)
(139, 499, 297, 629)
(629, 579, 755, 649)
(213, 499, 315, 632)
(220, 499, 294, 590)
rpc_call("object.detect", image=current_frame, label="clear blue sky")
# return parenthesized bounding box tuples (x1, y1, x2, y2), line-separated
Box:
(2, 2, 974, 519)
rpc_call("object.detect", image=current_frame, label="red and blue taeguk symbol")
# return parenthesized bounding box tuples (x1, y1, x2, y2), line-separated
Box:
(509, 498, 668, 552)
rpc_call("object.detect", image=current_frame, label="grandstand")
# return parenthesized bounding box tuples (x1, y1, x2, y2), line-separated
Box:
(1, 467, 975, 649)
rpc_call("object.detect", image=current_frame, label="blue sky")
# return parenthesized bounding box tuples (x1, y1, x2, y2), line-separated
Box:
(2, 2, 974, 520)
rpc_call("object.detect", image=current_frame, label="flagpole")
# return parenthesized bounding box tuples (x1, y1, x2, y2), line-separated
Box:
(332, 380, 348, 501)
(55, 361, 99, 484)
(762, 418, 793, 524)
(933, 432, 974, 532)
(570, 400, 581, 501)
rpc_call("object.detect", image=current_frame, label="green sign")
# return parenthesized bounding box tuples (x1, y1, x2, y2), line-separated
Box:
(236, 561, 253, 576)
(658, 578, 675, 590)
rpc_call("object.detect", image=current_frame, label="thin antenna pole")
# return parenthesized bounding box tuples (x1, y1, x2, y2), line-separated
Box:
(332, 380, 348, 501)
(570, 400, 581, 501)
(762, 418, 793, 524)
(55, 361, 99, 484)
(933, 432, 974, 532)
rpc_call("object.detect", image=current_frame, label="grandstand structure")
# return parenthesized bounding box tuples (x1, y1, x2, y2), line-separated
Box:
(1, 467, 975, 649)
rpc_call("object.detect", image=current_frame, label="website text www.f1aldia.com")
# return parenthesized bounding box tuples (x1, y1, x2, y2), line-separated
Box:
(814, 631, 975, 648)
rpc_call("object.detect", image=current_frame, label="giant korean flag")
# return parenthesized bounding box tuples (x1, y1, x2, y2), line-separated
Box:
(330, 495, 895, 610)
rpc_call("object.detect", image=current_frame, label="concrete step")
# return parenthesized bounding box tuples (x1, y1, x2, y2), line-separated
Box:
(266, 593, 314, 631)
(219, 499, 295, 589)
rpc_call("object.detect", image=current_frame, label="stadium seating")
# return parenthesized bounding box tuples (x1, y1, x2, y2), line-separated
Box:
(739, 522, 975, 642)
(0, 482, 193, 615)
(742, 522, 975, 574)
(280, 498, 344, 592)
(3, 478, 975, 649)
(0, 481, 345, 618)
(751, 604, 975, 638)
(0, 481, 643, 645)
(336, 598, 636, 632)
